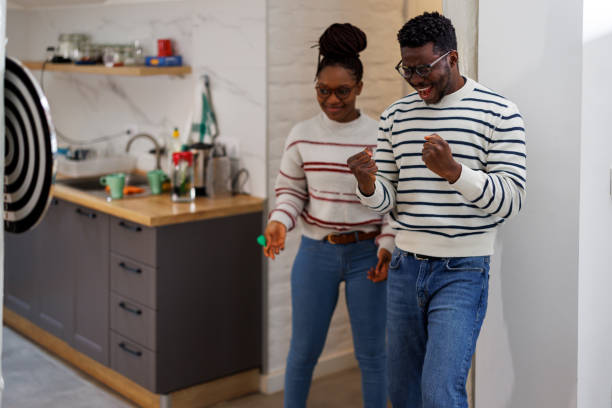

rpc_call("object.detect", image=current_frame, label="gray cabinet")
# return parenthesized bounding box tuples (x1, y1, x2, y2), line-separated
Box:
(5, 199, 110, 360)
(108, 214, 262, 393)
(69, 204, 110, 365)
(5, 198, 74, 340)
(5, 198, 262, 394)
(36, 199, 75, 341)
(5, 199, 57, 323)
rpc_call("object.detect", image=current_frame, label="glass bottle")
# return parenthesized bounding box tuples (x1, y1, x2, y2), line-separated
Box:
(133, 40, 145, 65)
(171, 151, 195, 202)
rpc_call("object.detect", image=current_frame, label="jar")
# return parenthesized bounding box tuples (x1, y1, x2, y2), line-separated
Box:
(102, 45, 124, 67)
(102, 46, 115, 67)
(171, 151, 195, 202)
(70, 34, 88, 60)
(57, 33, 89, 61)
(74, 42, 100, 64)
(122, 44, 136, 66)
(113, 45, 125, 66)
(57, 33, 72, 59)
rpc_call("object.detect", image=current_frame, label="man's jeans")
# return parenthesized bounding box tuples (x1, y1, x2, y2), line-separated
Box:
(387, 248, 490, 408)
(284, 236, 387, 408)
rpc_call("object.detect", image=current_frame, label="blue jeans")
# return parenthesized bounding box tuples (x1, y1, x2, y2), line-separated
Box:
(284, 236, 387, 408)
(387, 248, 490, 408)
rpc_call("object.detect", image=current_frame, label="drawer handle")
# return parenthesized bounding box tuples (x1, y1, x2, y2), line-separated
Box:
(76, 208, 97, 219)
(119, 262, 142, 274)
(119, 342, 142, 357)
(118, 221, 142, 232)
(119, 301, 142, 315)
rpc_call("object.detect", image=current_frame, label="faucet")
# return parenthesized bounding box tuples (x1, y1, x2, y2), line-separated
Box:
(125, 133, 161, 170)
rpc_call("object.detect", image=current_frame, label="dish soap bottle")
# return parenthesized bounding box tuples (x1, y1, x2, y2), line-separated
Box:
(170, 127, 182, 152)
(165, 127, 182, 171)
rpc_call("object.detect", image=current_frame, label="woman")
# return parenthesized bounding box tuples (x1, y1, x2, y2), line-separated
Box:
(263, 23, 394, 408)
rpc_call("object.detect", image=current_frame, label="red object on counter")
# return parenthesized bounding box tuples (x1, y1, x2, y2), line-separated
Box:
(172, 151, 193, 166)
(157, 39, 173, 57)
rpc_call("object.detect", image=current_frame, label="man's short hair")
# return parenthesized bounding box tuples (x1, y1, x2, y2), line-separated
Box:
(397, 12, 457, 54)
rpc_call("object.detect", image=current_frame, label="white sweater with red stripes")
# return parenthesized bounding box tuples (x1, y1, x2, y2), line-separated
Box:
(270, 112, 395, 253)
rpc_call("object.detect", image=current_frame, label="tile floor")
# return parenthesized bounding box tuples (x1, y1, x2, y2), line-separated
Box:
(1, 326, 366, 407)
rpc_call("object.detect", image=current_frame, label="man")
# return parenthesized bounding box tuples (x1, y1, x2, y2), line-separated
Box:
(347, 12, 526, 408)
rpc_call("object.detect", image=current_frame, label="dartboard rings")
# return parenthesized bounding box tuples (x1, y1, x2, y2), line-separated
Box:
(4, 57, 57, 233)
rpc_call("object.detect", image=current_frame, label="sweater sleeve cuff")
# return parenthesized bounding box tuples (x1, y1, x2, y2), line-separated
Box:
(452, 163, 488, 201)
(269, 210, 295, 231)
(376, 235, 395, 254)
(356, 180, 386, 208)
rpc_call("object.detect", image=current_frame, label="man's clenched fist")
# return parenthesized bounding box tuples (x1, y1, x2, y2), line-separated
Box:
(422, 134, 462, 183)
(347, 147, 378, 196)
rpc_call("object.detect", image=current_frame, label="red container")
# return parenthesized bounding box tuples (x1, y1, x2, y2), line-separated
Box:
(157, 39, 173, 57)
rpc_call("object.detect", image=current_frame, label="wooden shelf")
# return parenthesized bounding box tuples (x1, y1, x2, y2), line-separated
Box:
(22, 61, 192, 76)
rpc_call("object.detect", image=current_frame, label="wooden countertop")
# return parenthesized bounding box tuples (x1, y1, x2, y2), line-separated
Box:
(53, 184, 265, 227)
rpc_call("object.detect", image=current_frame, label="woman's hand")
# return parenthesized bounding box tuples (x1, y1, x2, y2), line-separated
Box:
(368, 248, 391, 282)
(263, 221, 287, 260)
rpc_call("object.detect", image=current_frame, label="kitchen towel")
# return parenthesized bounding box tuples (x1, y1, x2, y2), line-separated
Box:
(184, 75, 217, 145)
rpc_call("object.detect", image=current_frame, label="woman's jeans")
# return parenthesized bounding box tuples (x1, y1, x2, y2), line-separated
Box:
(284, 236, 387, 408)
(387, 248, 490, 408)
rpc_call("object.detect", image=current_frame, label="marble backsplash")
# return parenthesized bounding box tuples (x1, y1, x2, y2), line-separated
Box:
(6, 0, 266, 197)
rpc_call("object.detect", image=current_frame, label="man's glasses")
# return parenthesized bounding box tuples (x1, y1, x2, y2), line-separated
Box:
(315, 84, 358, 100)
(395, 50, 453, 79)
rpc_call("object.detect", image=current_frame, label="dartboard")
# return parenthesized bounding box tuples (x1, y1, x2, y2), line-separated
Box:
(4, 57, 57, 233)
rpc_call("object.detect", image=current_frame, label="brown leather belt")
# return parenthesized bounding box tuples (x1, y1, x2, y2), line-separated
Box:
(325, 230, 379, 245)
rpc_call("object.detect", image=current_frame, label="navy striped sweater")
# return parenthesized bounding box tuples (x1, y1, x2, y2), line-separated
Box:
(357, 77, 526, 257)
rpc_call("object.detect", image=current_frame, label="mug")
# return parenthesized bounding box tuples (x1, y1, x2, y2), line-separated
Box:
(147, 169, 169, 195)
(157, 38, 172, 57)
(100, 173, 125, 199)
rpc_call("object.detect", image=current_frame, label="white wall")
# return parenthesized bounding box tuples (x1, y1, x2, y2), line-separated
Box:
(6, 0, 267, 197)
(265, 0, 407, 392)
(578, 1, 612, 407)
(442, 0, 477, 80)
(476, 1, 583, 407)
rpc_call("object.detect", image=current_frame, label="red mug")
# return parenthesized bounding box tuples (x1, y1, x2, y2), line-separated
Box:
(157, 39, 173, 57)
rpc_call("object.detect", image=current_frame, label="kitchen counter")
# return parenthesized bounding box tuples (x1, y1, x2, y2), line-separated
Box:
(53, 183, 265, 227)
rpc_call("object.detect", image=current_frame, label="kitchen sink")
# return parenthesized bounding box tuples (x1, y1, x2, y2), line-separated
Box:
(57, 173, 151, 199)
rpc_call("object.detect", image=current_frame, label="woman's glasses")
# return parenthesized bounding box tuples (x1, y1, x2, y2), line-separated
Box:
(315, 84, 358, 100)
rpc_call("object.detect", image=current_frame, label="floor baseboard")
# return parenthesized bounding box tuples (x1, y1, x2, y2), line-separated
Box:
(260, 349, 357, 395)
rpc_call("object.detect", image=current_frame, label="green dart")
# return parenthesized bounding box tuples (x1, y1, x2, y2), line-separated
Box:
(256, 235, 267, 247)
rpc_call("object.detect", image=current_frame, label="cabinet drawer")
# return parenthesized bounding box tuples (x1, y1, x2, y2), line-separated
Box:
(110, 293, 157, 351)
(110, 331, 156, 391)
(110, 218, 156, 267)
(110, 254, 157, 309)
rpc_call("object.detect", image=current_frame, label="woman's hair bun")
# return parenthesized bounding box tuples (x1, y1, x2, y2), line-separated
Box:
(318, 23, 367, 58)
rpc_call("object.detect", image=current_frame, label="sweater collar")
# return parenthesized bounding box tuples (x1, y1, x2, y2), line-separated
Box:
(319, 110, 365, 132)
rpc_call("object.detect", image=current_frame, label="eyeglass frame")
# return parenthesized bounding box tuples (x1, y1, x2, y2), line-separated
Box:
(394, 50, 454, 80)
(314, 83, 360, 100)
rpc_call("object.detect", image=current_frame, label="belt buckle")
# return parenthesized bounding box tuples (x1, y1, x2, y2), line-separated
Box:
(327, 234, 338, 244)
(413, 253, 428, 261)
